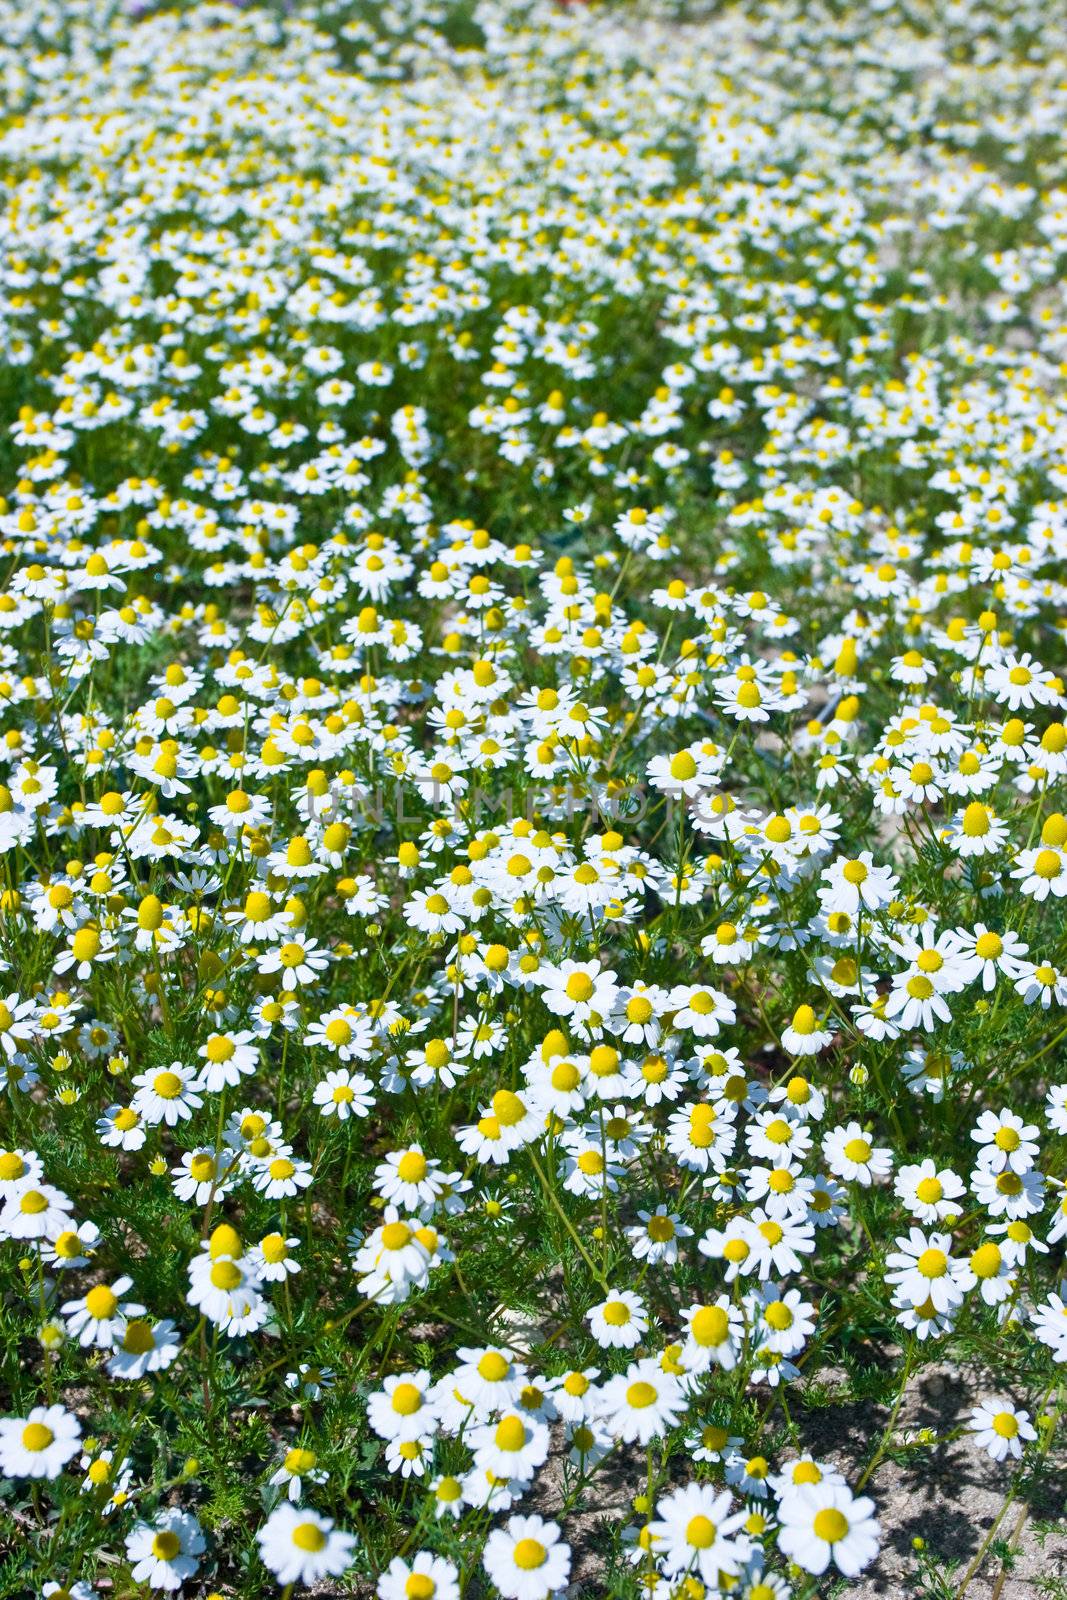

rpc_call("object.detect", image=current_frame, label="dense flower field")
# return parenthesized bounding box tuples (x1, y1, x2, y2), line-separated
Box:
(1, 0, 1066, 1594)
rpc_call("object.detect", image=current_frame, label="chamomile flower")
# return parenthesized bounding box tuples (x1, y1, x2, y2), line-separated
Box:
(482, 1515, 570, 1600)
(469, 1411, 550, 1481)
(270, 1446, 329, 1503)
(626, 1206, 692, 1264)
(106, 1318, 181, 1379)
(971, 1109, 1040, 1173)
(586, 1290, 649, 1351)
(681, 1298, 743, 1372)
(256, 1505, 357, 1587)
(649, 1483, 749, 1581)
(0, 1405, 81, 1479)
(377, 1554, 460, 1600)
(598, 1360, 686, 1445)
(125, 1513, 205, 1591)
(0, 1184, 75, 1241)
(777, 1483, 880, 1578)
(62, 1277, 141, 1348)
(375, 1146, 446, 1211)
(894, 1160, 966, 1223)
(822, 1122, 893, 1186)
(885, 1228, 968, 1313)
(131, 1063, 203, 1128)
(968, 1400, 1036, 1462)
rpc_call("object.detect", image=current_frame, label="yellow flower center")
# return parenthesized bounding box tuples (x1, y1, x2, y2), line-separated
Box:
(85, 1285, 118, 1320)
(565, 973, 594, 1002)
(917, 1248, 948, 1278)
(813, 1508, 849, 1543)
(122, 1320, 155, 1354)
(685, 1515, 716, 1549)
(291, 1522, 327, 1552)
(391, 1383, 423, 1416)
(690, 1306, 729, 1346)
(513, 1540, 547, 1570)
(494, 1416, 527, 1451)
(961, 802, 990, 837)
(970, 1243, 1002, 1278)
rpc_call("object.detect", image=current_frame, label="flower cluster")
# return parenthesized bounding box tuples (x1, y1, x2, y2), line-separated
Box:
(0, 0, 1065, 1595)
